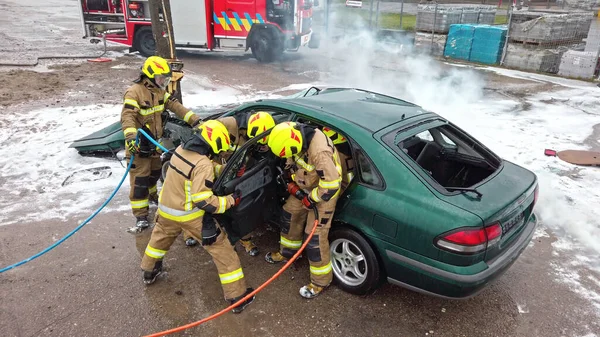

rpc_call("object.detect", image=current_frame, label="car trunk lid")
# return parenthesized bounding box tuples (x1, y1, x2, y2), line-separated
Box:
(438, 160, 538, 261)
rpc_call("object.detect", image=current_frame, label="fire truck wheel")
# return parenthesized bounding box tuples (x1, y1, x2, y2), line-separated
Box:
(251, 30, 282, 63)
(134, 26, 157, 57)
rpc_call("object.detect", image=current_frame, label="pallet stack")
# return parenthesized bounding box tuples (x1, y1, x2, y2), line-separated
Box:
(505, 10, 597, 78)
(414, 4, 498, 56)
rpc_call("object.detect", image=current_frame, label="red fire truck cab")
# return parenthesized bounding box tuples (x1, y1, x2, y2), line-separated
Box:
(79, 0, 319, 62)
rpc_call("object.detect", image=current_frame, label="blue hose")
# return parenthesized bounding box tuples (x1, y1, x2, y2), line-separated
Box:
(0, 129, 170, 274)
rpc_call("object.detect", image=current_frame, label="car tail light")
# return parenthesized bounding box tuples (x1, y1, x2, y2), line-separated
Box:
(435, 223, 502, 254)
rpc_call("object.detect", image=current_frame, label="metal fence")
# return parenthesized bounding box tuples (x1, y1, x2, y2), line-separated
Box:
(314, 0, 600, 80)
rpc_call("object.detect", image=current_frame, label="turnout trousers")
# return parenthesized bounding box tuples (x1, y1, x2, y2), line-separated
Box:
(278, 196, 338, 287)
(128, 155, 162, 218)
(141, 214, 247, 300)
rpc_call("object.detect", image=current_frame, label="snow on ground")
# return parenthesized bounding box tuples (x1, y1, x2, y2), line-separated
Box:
(0, 74, 293, 227)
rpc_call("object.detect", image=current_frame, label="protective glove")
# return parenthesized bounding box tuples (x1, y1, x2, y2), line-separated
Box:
(201, 215, 221, 246)
(125, 136, 139, 155)
(301, 195, 314, 209)
(233, 189, 242, 206)
(287, 182, 306, 200)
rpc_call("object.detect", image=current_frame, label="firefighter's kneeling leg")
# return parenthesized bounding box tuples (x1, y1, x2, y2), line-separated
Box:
(304, 201, 337, 287)
(141, 216, 182, 272)
(199, 220, 248, 300)
(279, 196, 308, 259)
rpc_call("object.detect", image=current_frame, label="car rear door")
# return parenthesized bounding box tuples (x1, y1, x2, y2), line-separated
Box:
(212, 129, 280, 243)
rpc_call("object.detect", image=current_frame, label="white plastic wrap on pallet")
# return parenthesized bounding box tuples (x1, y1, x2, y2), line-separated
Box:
(558, 50, 598, 78)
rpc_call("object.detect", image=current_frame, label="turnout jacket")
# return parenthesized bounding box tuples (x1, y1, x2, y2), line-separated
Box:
(288, 128, 343, 203)
(157, 145, 235, 223)
(121, 78, 200, 148)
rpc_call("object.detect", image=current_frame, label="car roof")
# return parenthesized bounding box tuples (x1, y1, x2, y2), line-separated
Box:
(269, 88, 430, 133)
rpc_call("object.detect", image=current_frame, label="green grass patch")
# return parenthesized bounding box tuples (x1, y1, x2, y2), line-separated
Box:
(332, 8, 417, 30)
(494, 14, 508, 24)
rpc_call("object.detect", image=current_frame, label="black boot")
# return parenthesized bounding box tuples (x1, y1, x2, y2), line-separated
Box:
(229, 287, 255, 314)
(143, 260, 163, 285)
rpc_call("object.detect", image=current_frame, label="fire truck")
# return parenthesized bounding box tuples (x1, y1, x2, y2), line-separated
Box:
(78, 0, 319, 62)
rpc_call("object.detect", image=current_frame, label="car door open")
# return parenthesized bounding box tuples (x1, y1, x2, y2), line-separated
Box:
(212, 129, 280, 243)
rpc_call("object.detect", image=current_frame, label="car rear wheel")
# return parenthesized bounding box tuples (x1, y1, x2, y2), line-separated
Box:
(329, 227, 382, 295)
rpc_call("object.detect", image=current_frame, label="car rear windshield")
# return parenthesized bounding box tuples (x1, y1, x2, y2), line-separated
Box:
(389, 122, 501, 191)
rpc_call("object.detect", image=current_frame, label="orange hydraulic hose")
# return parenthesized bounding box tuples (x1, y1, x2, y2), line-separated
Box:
(143, 216, 320, 337)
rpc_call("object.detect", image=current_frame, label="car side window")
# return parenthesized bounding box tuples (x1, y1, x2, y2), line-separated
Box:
(356, 150, 382, 187)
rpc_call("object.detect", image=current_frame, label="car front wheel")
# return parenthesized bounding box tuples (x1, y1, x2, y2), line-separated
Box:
(329, 227, 383, 295)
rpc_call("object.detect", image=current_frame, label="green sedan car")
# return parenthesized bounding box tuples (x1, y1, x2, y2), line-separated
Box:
(74, 86, 539, 299)
(199, 86, 540, 299)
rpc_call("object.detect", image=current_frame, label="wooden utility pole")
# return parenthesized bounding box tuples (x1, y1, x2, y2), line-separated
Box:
(147, 0, 184, 103)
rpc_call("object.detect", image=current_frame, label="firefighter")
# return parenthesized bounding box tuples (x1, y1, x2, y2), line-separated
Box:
(121, 56, 202, 234)
(141, 120, 255, 313)
(264, 122, 342, 299)
(322, 127, 354, 193)
(182, 111, 276, 254)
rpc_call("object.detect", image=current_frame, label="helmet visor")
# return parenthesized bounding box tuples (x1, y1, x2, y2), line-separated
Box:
(154, 74, 172, 90)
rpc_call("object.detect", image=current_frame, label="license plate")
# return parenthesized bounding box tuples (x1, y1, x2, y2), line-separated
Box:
(502, 212, 525, 235)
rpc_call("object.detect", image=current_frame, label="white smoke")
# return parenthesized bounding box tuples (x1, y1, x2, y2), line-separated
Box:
(309, 20, 600, 263)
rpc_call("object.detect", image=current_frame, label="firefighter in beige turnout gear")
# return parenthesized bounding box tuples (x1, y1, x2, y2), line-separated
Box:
(182, 111, 276, 254)
(121, 56, 201, 234)
(141, 120, 255, 313)
(265, 122, 343, 299)
(322, 126, 354, 193)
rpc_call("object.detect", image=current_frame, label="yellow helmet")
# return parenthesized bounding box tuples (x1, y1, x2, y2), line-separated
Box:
(322, 126, 347, 145)
(198, 120, 232, 154)
(141, 56, 172, 90)
(267, 122, 303, 158)
(247, 111, 276, 144)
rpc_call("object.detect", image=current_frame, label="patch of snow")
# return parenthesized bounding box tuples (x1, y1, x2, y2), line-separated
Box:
(480, 66, 597, 89)
(517, 303, 529, 314)
(552, 263, 600, 315)
(0, 104, 129, 226)
(532, 227, 550, 240)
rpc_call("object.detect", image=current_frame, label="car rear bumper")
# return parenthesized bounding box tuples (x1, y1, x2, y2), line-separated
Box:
(386, 212, 538, 299)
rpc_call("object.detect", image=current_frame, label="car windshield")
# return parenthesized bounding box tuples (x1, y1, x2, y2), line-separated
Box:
(393, 123, 500, 190)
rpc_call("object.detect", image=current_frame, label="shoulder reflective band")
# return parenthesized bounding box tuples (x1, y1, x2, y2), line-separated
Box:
(124, 98, 140, 109)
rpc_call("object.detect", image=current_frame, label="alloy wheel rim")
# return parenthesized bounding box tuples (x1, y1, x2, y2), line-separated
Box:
(330, 238, 367, 287)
